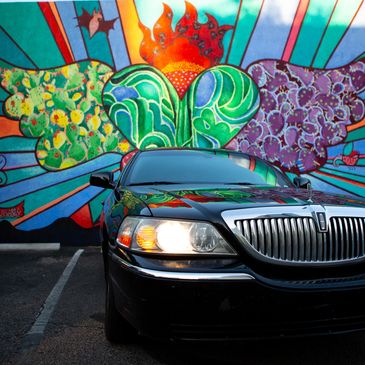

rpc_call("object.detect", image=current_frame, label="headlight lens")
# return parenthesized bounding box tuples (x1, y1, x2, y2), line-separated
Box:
(117, 217, 236, 255)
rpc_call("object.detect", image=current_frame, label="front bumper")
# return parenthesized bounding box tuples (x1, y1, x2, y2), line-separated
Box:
(109, 253, 365, 340)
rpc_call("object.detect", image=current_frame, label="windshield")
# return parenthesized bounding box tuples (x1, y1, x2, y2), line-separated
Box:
(125, 150, 291, 187)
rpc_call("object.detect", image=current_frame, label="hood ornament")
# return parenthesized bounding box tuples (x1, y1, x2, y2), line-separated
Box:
(307, 182, 313, 203)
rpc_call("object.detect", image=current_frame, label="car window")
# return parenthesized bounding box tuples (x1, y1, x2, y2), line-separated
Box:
(125, 150, 290, 187)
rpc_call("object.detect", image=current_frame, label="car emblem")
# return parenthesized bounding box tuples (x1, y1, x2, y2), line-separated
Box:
(316, 212, 327, 231)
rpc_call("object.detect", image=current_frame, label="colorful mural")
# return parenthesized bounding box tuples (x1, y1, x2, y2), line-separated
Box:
(0, 0, 364, 242)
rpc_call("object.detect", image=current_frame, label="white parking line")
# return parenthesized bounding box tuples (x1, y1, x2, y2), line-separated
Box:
(21, 249, 84, 350)
(0, 243, 60, 251)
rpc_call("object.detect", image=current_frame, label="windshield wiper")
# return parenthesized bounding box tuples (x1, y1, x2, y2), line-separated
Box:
(127, 181, 180, 186)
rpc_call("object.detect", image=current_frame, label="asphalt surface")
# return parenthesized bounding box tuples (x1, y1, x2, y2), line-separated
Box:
(2, 247, 365, 365)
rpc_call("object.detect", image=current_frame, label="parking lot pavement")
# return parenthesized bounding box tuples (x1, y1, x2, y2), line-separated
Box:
(2, 247, 365, 365)
(0, 248, 76, 364)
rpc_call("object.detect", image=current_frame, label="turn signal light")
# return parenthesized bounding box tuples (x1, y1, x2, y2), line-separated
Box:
(136, 225, 157, 250)
(117, 222, 134, 248)
(118, 233, 132, 248)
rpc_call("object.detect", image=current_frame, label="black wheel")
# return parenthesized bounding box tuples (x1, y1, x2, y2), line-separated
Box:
(105, 275, 137, 343)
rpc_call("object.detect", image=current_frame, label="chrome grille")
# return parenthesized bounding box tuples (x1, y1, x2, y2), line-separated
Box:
(236, 217, 365, 263)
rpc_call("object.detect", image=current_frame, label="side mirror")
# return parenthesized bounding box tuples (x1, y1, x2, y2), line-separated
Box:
(293, 176, 311, 189)
(90, 172, 115, 189)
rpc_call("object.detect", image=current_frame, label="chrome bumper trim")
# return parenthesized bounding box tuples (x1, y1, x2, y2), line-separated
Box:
(111, 253, 255, 281)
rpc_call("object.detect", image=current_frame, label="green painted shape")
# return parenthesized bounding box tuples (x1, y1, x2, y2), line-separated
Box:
(0, 137, 37, 152)
(0, 88, 8, 100)
(89, 189, 110, 222)
(0, 2, 64, 67)
(0, 28, 35, 69)
(321, 167, 365, 184)
(5, 167, 45, 185)
(227, 0, 263, 65)
(0, 197, 24, 209)
(290, 0, 337, 66)
(0, 59, 12, 68)
(104, 64, 259, 150)
(0, 58, 20, 118)
(18, 174, 91, 213)
(346, 127, 365, 143)
(74, 2, 114, 68)
(188, 65, 260, 148)
(311, 171, 365, 197)
(104, 65, 179, 149)
(0, 61, 125, 171)
(312, 0, 363, 68)
(343, 142, 354, 156)
(0, 175, 88, 212)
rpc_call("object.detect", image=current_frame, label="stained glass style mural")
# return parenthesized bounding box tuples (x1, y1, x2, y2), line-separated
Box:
(0, 0, 364, 242)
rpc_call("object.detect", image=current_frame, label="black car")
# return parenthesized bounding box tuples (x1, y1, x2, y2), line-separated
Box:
(90, 148, 365, 342)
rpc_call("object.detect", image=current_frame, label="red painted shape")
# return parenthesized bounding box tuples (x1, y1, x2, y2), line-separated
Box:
(138, 2, 232, 97)
(38, 2, 73, 64)
(121, 149, 138, 170)
(0, 117, 22, 137)
(70, 204, 94, 229)
(282, 0, 310, 62)
(0, 201, 24, 218)
(343, 151, 360, 166)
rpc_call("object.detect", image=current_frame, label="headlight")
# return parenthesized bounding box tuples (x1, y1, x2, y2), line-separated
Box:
(116, 217, 236, 255)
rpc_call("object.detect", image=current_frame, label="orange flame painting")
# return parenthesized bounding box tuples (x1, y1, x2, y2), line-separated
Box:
(138, 1, 233, 97)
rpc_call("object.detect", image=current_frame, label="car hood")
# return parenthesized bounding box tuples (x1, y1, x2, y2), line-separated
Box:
(128, 184, 365, 220)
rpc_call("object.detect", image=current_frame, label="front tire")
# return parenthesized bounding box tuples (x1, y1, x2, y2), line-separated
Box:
(105, 275, 137, 343)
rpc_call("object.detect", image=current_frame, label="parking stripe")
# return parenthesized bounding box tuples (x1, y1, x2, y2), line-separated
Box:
(21, 249, 84, 350)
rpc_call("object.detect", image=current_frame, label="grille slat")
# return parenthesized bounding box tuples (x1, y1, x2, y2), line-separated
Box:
(271, 219, 279, 259)
(303, 218, 311, 261)
(236, 216, 365, 263)
(284, 218, 292, 261)
(264, 219, 272, 256)
(290, 219, 299, 261)
(343, 218, 351, 259)
(349, 218, 355, 258)
(309, 219, 317, 261)
(277, 218, 285, 260)
(297, 218, 305, 261)
(250, 220, 258, 251)
(257, 219, 265, 254)
(243, 220, 250, 244)
(353, 218, 359, 257)
(329, 220, 340, 260)
(359, 218, 365, 256)
(338, 218, 344, 259)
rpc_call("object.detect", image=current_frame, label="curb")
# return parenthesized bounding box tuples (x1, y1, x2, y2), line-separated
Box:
(0, 243, 60, 251)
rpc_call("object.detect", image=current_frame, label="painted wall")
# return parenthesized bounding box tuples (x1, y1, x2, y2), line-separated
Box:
(0, 0, 364, 243)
